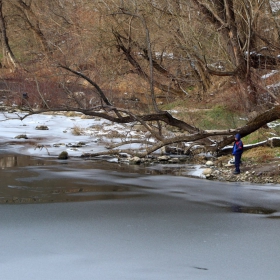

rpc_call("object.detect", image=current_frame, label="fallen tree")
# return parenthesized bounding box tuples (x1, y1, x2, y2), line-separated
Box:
(0, 0, 279, 160)
(19, 65, 280, 158)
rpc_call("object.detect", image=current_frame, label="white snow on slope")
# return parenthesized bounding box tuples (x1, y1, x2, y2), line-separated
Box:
(0, 112, 143, 157)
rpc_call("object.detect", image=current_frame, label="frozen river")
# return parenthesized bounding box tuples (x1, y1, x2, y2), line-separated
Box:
(0, 154, 280, 280)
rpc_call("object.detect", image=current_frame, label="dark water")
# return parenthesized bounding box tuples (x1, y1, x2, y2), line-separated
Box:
(1, 154, 280, 215)
(0, 154, 198, 204)
(0, 154, 146, 203)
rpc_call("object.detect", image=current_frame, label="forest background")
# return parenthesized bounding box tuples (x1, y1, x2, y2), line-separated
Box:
(0, 0, 280, 160)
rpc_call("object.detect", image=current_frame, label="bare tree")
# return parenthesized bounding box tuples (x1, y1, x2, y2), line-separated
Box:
(188, 0, 280, 111)
(20, 64, 280, 158)
(0, 0, 19, 69)
(9, 0, 50, 55)
(1, 0, 280, 158)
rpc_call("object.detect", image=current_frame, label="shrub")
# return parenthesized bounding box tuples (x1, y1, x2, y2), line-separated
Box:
(72, 125, 84, 136)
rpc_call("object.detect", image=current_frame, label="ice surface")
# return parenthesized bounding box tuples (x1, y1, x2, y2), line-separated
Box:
(1, 194, 280, 280)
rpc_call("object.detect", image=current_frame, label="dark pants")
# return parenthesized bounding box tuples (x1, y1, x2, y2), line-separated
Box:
(234, 153, 242, 173)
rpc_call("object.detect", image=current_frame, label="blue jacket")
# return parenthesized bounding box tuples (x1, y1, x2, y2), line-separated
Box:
(232, 133, 243, 155)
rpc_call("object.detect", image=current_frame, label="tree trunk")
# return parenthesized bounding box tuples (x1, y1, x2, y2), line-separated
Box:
(191, 0, 262, 111)
(0, 0, 18, 70)
(12, 0, 51, 55)
(216, 105, 280, 154)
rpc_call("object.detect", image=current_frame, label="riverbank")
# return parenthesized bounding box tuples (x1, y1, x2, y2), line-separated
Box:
(123, 153, 280, 185)
(0, 110, 279, 186)
(199, 156, 280, 185)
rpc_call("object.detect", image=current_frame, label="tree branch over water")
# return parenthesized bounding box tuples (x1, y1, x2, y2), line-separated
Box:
(20, 63, 280, 157)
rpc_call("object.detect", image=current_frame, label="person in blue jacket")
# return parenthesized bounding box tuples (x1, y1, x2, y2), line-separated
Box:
(232, 133, 243, 174)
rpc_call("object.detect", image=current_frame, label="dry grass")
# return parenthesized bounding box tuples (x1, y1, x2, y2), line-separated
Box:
(243, 128, 275, 144)
(71, 125, 84, 136)
(65, 111, 82, 117)
(243, 147, 280, 163)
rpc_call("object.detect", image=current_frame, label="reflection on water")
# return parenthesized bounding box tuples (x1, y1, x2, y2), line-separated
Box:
(0, 154, 51, 168)
(0, 154, 150, 204)
(0, 155, 19, 168)
(0, 154, 200, 204)
(1, 154, 280, 218)
(146, 163, 201, 176)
